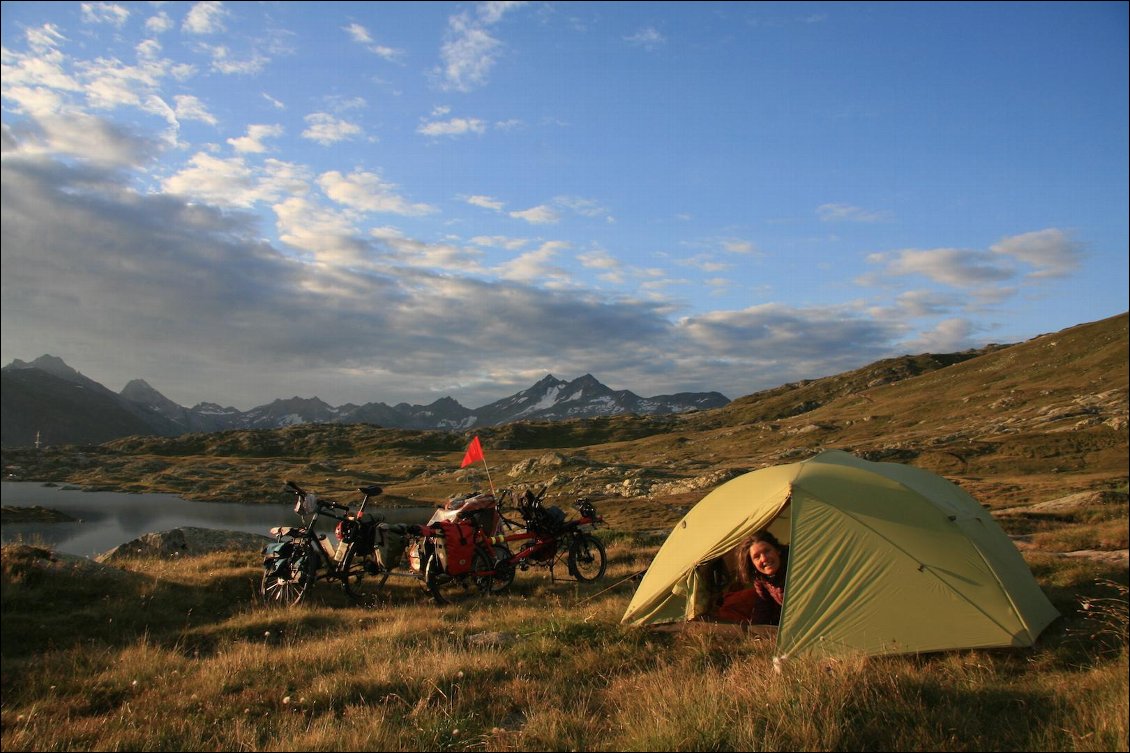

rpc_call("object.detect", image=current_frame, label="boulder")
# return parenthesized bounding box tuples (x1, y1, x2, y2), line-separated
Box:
(97, 527, 273, 563)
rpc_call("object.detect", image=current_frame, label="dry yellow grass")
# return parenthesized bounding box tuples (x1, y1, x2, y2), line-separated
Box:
(2, 542, 1126, 752)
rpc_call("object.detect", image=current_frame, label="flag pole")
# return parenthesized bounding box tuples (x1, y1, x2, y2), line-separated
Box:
(481, 456, 496, 496)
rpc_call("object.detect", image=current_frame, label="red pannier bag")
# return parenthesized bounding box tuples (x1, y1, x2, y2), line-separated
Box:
(435, 519, 477, 576)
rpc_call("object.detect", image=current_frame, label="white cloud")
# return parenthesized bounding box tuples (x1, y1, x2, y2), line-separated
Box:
(3, 35, 81, 91)
(554, 195, 613, 222)
(205, 45, 269, 75)
(162, 152, 310, 208)
(227, 123, 283, 153)
(578, 249, 620, 270)
(990, 228, 1081, 279)
(76, 56, 163, 110)
(344, 23, 373, 44)
(491, 195, 613, 225)
(467, 195, 505, 211)
(887, 289, 958, 318)
(477, 1, 527, 25)
(510, 205, 560, 224)
(25, 23, 68, 51)
(438, 23, 500, 92)
(865, 230, 1083, 293)
(2, 86, 153, 166)
(721, 238, 756, 254)
(136, 38, 163, 61)
(301, 113, 363, 145)
(418, 116, 487, 137)
(318, 169, 437, 217)
(676, 303, 899, 365)
(170, 62, 196, 81)
(175, 94, 218, 126)
(625, 27, 666, 49)
(498, 241, 571, 282)
(680, 254, 730, 273)
(344, 22, 404, 61)
(472, 235, 529, 250)
(373, 232, 484, 272)
(183, 2, 227, 34)
(369, 45, 404, 62)
(867, 247, 1014, 287)
(81, 3, 130, 27)
(329, 95, 367, 112)
(817, 203, 891, 223)
(435, 3, 526, 92)
(146, 12, 173, 35)
(897, 317, 976, 353)
(273, 195, 368, 265)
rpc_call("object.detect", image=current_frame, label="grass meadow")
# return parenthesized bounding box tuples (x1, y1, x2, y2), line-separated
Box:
(1, 532, 1126, 752)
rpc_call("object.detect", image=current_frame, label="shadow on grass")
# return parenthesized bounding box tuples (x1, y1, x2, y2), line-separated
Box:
(1, 545, 277, 657)
(836, 678, 1061, 752)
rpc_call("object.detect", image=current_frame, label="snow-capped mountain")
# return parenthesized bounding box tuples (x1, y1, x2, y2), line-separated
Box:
(1, 357, 730, 446)
(473, 374, 729, 425)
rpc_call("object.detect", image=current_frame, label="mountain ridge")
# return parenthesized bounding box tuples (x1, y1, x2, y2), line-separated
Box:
(0, 358, 729, 447)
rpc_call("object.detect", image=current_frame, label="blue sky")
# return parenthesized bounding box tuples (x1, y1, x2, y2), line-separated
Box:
(2, 1, 1127, 410)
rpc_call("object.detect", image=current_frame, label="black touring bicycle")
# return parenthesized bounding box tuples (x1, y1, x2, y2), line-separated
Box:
(260, 481, 405, 605)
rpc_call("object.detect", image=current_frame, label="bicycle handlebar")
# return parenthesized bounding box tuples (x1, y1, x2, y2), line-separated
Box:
(285, 480, 350, 512)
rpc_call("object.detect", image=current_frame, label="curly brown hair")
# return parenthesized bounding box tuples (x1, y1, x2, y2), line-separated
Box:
(736, 530, 783, 585)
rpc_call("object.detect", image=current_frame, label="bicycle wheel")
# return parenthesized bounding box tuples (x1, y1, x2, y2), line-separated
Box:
(489, 543, 515, 593)
(341, 547, 390, 604)
(567, 533, 607, 582)
(424, 545, 494, 605)
(261, 543, 316, 606)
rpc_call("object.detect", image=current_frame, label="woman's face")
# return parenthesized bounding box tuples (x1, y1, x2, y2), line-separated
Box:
(749, 541, 782, 577)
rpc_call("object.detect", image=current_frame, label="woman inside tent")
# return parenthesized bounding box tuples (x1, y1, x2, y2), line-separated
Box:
(715, 530, 788, 625)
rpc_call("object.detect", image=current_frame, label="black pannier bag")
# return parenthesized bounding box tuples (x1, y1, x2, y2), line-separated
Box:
(336, 513, 384, 556)
(532, 505, 566, 534)
(263, 541, 294, 577)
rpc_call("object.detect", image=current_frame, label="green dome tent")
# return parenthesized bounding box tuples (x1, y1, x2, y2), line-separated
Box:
(621, 450, 1060, 660)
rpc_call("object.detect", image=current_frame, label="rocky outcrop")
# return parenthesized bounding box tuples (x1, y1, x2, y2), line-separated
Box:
(508, 451, 589, 477)
(97, 527, 272, 563)
(603, 468, 741, 498)
(995, 489, 1128, 516)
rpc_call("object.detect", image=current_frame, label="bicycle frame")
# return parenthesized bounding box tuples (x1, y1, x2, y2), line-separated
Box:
(501, 520, 595, 574)
(485, 489, 605, 582)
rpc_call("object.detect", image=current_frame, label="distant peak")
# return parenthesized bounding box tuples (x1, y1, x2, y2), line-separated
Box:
(35, 354, 71, 369)
(5, 354, 84, 382)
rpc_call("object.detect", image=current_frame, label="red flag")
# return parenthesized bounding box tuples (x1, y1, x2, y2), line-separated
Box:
(460, 436, 485, 468)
